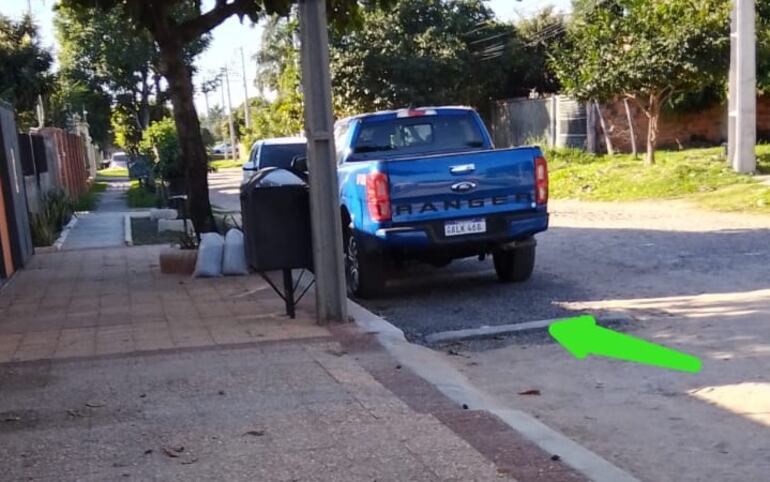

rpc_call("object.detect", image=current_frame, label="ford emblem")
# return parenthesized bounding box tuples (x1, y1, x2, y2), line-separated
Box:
(451, 181, 477, 193)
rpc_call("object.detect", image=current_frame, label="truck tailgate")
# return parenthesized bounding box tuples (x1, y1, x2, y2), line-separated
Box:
(385, 147, 540, 224)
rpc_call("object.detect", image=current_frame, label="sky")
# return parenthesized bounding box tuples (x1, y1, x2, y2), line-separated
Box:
(3, 0, 572, 114)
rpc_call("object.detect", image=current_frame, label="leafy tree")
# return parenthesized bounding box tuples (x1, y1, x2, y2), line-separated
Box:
(552, 0, 730, 165)
(515, 6, 566, 95)
(47, 73, 113, 148)
(330, 0, 527, 114)
(241, 15, 304, 148)
(140, 117, 183, 181)
(0, 14, 53, 129)
(55, 2, 157, 132)
(63, 0, 391, 234)
(111, 103, 144, 153)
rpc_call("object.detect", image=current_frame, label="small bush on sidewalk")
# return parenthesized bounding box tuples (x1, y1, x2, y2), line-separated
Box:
(30, 190, 73, 247)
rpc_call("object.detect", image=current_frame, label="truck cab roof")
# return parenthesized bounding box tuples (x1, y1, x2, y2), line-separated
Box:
(336, 106, 475, 126)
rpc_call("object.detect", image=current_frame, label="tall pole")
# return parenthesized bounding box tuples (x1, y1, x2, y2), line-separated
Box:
(729, 0, 756, 173)
(223, 66, 237, 162)
(240, 47, 251, 130)
(298, 0, 347, 324)
(202, 83, 211, 130)
(219, 78, 227, 143)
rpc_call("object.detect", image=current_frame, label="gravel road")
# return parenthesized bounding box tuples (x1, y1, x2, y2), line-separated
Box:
(361, 199, 770, 341)
(429, 200, 770, 482)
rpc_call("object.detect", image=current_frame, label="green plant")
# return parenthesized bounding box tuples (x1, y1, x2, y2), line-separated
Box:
(139, 117, 183, 181)
(96, 166, 129, 178)
(29, 189, 74, 247)
(125, 180, 159, 208)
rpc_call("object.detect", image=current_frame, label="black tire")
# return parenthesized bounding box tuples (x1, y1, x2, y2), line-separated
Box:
(345, 231, 385, 298)
(493, 241, 536, 283)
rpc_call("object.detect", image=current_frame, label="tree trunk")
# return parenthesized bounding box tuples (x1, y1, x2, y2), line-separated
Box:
(157, 39, 215, 234)
(594, 100, 615, 156)
(645, 94, 661, 166)
(139, 67, 151, 130)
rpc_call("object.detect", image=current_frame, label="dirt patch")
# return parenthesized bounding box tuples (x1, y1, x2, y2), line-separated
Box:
(131, 218, 186, 246)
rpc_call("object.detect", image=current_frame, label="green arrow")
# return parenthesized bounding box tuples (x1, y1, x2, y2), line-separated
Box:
(548, 315, 701, 373)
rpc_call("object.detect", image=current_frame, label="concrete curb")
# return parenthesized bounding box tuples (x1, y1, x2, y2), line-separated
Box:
(123, 214, 133, 246)
(424, 314, 631, 345)
(53, 216, 78, 251)
(348, 300, 640, 482)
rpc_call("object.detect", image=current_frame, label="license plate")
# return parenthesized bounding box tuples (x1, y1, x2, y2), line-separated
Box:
(444, 218, 486, 237)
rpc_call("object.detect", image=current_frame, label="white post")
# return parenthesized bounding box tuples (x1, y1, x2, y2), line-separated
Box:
(223, 66, 237, 162)
(550, 96, 558, 148)
(730, 0, 756, 173)
(240, 47, 251, 130)
(298, 0, 348, 324)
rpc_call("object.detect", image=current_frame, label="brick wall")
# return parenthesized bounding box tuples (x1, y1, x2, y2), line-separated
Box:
(594, 95, 770, 154)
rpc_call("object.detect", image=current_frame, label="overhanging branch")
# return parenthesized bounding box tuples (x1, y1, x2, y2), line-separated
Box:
(177, 0, 257, 43)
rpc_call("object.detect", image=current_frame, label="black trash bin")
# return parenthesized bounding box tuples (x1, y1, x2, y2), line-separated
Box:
(240, 168, 314, 317)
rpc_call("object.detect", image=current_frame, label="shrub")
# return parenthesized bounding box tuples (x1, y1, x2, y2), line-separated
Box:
(139, 117, 183, 181)
(29, 190, 73, 247)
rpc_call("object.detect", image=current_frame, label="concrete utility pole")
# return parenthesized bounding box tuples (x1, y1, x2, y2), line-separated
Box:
(223, 66, 238, 162)
(728, 0, 756, 173)
(240, 47, 251, 129)
(201, 82, 211, 129)
(298, 0, 348, 324)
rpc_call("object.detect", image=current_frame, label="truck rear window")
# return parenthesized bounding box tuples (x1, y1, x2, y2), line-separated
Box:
(353, 115, 485, 157)
(259, 144, 307, 169)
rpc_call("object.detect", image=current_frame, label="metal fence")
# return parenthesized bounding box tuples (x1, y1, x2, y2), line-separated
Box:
(489, 96, 593, 151)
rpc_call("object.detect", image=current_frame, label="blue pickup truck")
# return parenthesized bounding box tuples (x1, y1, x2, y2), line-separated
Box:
(333, 106, 549, 298)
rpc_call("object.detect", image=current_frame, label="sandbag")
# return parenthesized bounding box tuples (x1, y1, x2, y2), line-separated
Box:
(222, 229, 249, 276)
(193, 232, 224, 278)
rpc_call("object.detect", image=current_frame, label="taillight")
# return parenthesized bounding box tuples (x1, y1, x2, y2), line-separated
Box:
(366, 172, 391, 222)
(535, 156, 548, 205)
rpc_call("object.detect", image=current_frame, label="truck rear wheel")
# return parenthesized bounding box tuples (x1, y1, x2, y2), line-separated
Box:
(345, 231, 385, 299)
(493, 241, 535, 283)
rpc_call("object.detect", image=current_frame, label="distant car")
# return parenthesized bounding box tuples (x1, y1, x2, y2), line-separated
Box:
(242, 137, 307, 182)
(211, 143, 238, 156)
(110, 151, 129, 169)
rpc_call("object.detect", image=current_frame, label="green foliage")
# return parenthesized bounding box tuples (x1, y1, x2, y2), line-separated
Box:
(96, 166, 129, 178)
(48, 74, 113, 148)
(209, 159, 244, 170)
(240, 16, 305, 149)
(0, 14, 53, 129)
(546, 146, 770, 214)
(514, 7, 566, 95)
(125, 180, 159, 208)
(60, 0, 395, 234)
(29, 190, 73, 247)
(552, 0, 730, 163)
(140, 117, 183, 180)
(330, 0, 526, 114)
(553, 0, 730, 104)
(111, 104, 143, 152)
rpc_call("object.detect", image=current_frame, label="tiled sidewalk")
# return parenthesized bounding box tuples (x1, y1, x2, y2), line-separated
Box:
(0, 246, 325, 363)
(0, 246, 583, 481)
